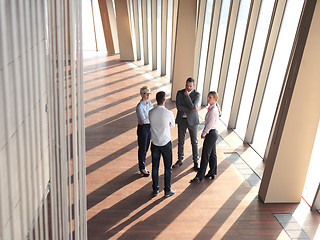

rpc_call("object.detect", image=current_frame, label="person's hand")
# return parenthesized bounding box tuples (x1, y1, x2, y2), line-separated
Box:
(138, 121, 143, 125)
(184, 89, 189, 96)
(192, 107, 198, 111)
(201, 134, 205, 139)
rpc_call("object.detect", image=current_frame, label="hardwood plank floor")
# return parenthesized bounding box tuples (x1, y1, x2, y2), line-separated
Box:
(84, 51, 320, 240)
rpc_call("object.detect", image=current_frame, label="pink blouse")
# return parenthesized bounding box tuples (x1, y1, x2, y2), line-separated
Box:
(201, 104, 219, 137)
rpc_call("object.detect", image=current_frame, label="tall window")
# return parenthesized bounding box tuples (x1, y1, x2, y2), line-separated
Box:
(221, 0, 251, 123)
(166, 0, 173, 78)
(210, 0, 231, 92)
(252, 0, 305, 156)
(235, 0, 276, 140)
(303, 121, 320, 206)
(196, 0, 214, 95)
(157, 0, 161, 71)
(147, 0, 152, 64)
(138, 0, 144, 60)
(82, 0, 106, 51)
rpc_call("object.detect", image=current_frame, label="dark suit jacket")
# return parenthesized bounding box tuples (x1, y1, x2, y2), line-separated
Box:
(175, 89, 200, 126)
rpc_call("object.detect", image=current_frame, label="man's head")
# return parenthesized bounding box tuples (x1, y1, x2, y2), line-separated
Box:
(156, 91, 166, 105)
(185, 77, 195, 92)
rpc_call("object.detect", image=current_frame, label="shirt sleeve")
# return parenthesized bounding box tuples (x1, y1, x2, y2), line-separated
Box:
(136, 103, 147, 124)
(184, 91, 200, 110)
(176, 90, 191, 113)
(169, 111, 175, 128)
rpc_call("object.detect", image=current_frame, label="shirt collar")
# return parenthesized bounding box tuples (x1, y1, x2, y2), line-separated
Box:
(209, 104, 215, 109)
(140, 99, 149, 105)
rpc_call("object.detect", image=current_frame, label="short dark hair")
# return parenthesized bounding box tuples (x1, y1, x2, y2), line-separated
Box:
(186, 77, 195, 84)
(156, 91, 166, 105)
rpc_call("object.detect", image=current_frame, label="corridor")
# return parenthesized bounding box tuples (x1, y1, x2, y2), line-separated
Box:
(84, 51, 319, 240)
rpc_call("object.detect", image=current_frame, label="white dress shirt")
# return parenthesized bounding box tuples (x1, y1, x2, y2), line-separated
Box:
(201, 104, 219, 137)
(149, 105, 175, 146)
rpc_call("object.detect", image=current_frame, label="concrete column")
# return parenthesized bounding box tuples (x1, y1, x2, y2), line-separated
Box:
(98, 0, 119, 54)
(114, 0, 134, 60)
(171, 0, 197, 101)
(259, 0, 320, 203)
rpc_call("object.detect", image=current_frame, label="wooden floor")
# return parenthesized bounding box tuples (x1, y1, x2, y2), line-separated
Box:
(84, 52, 320, 240)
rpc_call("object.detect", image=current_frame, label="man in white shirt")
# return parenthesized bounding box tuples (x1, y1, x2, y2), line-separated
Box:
(149, 91, 176, 197)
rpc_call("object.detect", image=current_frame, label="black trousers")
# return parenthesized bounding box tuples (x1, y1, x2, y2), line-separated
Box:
(151, 141, 172, 193)
(196, 129, 218, 179)
(137, 124, 151, 170)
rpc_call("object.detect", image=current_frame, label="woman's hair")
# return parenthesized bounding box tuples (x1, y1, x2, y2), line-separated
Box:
(140, 86, 151, 95)
(208, 91, 218, 99)
(208, 91, 221, 116)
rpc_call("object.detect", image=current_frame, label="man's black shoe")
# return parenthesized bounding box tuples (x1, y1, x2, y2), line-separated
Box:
(164, 190, 176, 197)
(205, 173, 215, 180)
(172, 161, 183, 168)
(153, 190, 159, 197)
(193, 163, 200, 170)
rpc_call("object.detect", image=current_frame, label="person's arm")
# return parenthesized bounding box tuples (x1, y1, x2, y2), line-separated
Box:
(176, 90, 192, 113)
(136, 104, 148, 124)
(184, 91, 200, 111)
(169, 111, 175, 128)
(201, 108, 218, 138)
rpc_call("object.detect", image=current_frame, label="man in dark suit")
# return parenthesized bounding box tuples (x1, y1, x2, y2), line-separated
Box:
(173, 77, 200, 170)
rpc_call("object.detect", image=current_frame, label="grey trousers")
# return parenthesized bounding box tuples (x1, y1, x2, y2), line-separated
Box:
(177, 118, 199, 163)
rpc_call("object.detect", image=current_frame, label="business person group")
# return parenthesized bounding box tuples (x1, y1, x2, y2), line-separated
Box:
(135, 78, 220, 197)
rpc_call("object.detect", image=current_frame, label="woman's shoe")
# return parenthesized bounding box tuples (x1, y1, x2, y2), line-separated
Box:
(140, 169, 150, 177)
(205, 173, 215, 180)
(189, 177, 202, 183)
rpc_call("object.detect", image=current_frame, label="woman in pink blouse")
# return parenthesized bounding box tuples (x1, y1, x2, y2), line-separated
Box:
(190, 91, 220, 183)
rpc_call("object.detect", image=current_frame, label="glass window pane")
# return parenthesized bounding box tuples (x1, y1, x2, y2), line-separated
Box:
(166, 0, 173, 78)
(92, 0, 107, 51)
(252, 0, 305, 156)
(235, 0, 276, 139)
(196, 0, 214, 96)
(157, 0, 161, 71)
(210, 0, 231, 92)
(82, 0, 100, 51)
(138, 0, 144, 60)
(221, 0, 251, 123)
(148, 0, 152, 64)
(303, 121, 320, 206)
